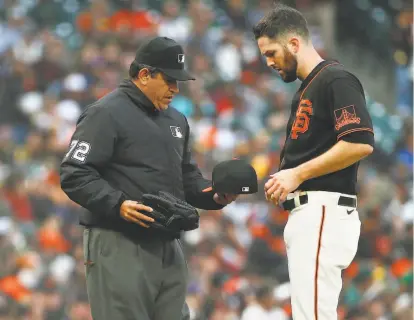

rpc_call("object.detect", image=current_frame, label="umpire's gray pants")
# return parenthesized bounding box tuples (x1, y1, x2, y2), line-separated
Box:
(83, 227, 190, 320)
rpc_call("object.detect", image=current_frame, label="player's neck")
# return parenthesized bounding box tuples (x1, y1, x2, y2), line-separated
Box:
(297, 47, 324, 81)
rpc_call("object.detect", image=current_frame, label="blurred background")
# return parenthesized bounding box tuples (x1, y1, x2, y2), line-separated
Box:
(0, 0, 412, 319)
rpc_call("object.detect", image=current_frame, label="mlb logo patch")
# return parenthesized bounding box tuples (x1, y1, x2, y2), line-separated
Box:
(170, 126, 183, 138)
(178, 54, 185, 63)
(241, 187, 250, 192)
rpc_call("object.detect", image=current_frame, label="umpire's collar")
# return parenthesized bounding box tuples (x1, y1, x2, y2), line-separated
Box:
(119, 79, 159, 115)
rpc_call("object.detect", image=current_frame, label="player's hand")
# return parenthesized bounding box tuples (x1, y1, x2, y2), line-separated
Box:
(120, 200, 155, 228)
(264, 168, 303, 205)
(213, 193, 238, 206)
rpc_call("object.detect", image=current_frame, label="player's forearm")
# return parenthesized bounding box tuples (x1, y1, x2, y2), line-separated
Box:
(296, 140, 373, 182)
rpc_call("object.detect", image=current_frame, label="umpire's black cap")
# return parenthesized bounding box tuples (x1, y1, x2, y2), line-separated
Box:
(132, 37, 195, 81)
(203, 159, 258, 194)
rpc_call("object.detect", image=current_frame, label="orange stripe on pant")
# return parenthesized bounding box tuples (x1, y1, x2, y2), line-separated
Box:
(314, 205, 326, 320)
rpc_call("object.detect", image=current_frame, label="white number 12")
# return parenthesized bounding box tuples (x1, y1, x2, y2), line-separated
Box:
(65, 140, 91, 162)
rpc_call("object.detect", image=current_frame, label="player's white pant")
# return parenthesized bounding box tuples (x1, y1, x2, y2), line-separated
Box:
(283, 191, 361, 320)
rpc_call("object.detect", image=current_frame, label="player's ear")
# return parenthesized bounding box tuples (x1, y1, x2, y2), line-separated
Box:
(288, 37, 300, 54)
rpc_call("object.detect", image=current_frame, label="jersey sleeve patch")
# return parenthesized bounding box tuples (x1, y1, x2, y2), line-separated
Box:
(334, 105, 361, 130)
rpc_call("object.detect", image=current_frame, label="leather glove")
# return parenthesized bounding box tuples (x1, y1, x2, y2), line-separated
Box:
(142, 191, 200, 233)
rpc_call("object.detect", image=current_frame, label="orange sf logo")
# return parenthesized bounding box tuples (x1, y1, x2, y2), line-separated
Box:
(291, 99, 313, 139)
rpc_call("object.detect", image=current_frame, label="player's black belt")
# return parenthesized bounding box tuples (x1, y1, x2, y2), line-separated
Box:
(282, 193, 357, 211)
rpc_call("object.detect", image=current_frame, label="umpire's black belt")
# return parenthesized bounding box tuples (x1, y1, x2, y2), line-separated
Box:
(282, 193, 357, 211)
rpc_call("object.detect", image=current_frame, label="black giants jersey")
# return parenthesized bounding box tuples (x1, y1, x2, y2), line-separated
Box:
(280, 60, 374, 195)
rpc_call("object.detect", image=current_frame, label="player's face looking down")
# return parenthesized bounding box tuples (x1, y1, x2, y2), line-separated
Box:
(137, 68, 179, 111)
(257, 36, 298, 83)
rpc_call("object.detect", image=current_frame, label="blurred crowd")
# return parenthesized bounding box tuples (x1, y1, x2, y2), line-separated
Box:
(0, 0, 412, 319)
(336, 0, 413, 116)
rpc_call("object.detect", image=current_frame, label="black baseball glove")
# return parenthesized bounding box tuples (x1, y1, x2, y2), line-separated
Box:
(142, 191, 200, 234)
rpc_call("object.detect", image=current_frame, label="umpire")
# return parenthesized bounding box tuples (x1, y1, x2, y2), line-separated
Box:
(60, 37, 238, 320)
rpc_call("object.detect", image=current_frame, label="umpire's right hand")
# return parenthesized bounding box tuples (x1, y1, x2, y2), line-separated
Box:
(120, 200, 155, 228)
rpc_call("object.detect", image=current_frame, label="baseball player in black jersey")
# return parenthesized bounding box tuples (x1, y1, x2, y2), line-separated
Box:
(253, 4, 374, 320)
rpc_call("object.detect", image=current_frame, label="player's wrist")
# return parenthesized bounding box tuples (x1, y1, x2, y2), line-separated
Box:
(294, 165, 309, 184)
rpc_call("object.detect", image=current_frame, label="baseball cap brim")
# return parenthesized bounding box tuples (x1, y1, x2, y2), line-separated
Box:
(159, 68, 195, 81)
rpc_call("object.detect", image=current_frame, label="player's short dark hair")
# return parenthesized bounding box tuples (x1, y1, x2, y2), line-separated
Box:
(252, 3, 309, 41)
(129, 61, 160, 79)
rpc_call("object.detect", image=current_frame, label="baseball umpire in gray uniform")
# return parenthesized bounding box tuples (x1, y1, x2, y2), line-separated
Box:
(60, 37, 241, 320)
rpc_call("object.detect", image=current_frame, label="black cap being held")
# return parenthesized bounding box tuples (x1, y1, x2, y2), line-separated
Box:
(131, 36, 195, 81)
(203, 159, 258, 195)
